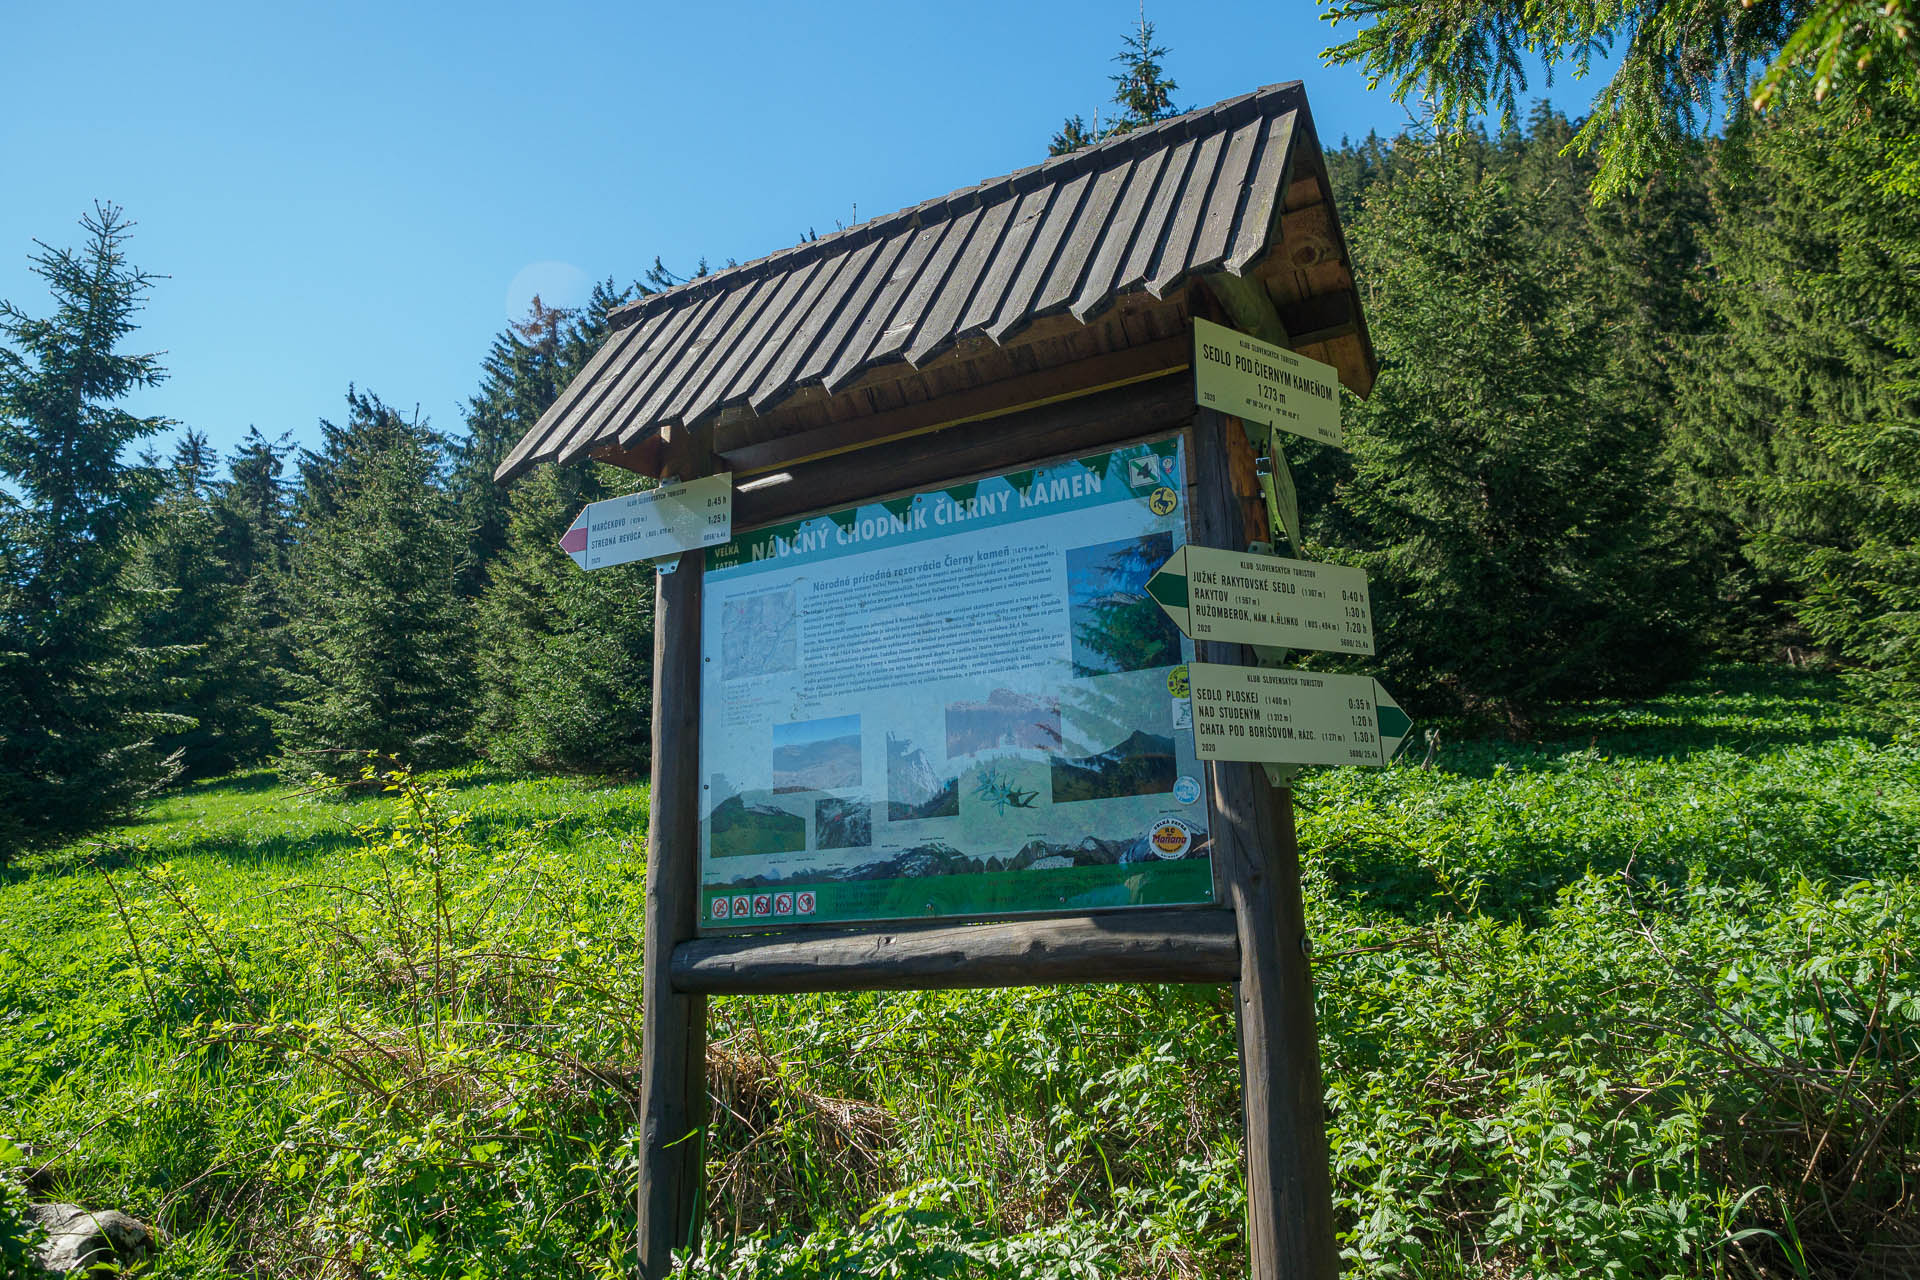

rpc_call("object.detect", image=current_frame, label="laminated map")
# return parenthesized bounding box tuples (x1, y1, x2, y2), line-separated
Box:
(696, 438, 1214, 929)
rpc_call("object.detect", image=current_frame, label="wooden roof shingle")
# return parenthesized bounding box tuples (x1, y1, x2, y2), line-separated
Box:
(496, 80, 1365, 483)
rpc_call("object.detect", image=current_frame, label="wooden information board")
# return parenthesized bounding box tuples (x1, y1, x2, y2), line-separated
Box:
(491, 79, 1382, 1280)
(639, 399, 1343, 1280)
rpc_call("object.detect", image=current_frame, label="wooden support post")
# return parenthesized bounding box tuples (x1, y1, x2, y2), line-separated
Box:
(636, 550, 708, 1277)
(1190, 408, 1339, 1280)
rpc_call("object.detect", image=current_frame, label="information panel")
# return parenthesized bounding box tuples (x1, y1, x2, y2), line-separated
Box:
(696, 439, 1213, 930)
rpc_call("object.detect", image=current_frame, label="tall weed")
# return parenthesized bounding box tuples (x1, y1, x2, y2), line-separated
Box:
(0, 668, 1914, 1278)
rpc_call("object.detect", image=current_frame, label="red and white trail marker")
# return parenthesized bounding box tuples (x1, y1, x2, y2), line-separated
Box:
(561, 472, 733, 570)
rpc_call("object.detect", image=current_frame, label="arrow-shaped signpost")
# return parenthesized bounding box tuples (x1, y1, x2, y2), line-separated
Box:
(1148, 541, 1411, 768)
(1185, 320, 1417, 771)
(1186, 665, 1413, 768)
(1146, 544, 1376, 655)
(560, 472, 734, 571)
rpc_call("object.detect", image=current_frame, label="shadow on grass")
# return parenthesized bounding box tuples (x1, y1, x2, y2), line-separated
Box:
(431, 765, 531, 793)
(1414, 666, 1877, 780)
(463, 803, 651, 854)
(3, 760, 654, 889)
(10, 827, 367, 882)
(165, 827, 364, 868)
(141, 770, 288, 809)
(1316, 843, 1702, 925)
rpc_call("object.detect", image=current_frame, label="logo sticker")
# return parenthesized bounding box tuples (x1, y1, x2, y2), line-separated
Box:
(1166, 664, 1190, 698)
(774, 892, 794, 916)
(1173, 774, 1202, 805)
(796, 890, 816, 915)
(1171, 697, 1193, 730)
(1148, 485, 1179, 516)
(1149, 818, 1193, 859)
(1125, 456, 1160, 489)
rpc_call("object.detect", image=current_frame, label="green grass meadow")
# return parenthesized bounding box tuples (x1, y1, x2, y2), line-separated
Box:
(1, 667, 1915, 1278)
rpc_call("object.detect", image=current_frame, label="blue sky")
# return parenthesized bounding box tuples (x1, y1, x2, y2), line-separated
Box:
(2, 0, 1617, 465)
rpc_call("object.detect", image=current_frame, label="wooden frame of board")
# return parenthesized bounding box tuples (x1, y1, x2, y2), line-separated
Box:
(635, 371, 1335, 1279)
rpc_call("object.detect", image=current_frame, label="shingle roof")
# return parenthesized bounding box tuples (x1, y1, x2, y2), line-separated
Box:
(497, 81, 1316, 483)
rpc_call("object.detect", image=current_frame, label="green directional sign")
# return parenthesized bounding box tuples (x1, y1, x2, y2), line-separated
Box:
(1146, 545, 1375, 655)
(1186, 664, 1412, 767)
(1376, 696, 1414, 746)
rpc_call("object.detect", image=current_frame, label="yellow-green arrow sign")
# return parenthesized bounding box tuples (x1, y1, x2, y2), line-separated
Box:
(1187, 665, 1412, 767)
(1146, 545, 1375, 655)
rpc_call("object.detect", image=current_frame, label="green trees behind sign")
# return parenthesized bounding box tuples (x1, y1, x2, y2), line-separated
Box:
(1318, 111, 1701, 726)
(125, 430, 283, 779)
(1284, 95, 1920, 734)
(4, 36, 1919, 851)
(1674, 88, 1920, 723)
(1306, 0, 1920, 731)
(473, 458, 657, 777)
(0, 205, 179, 860)
(277, 391, 475, 776)
(1318, 0, 1916, 200)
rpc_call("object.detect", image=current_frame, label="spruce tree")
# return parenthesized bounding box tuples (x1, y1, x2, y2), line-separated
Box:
(1048, 8, 1181, 154)
(1332, 128, 1695, 726)
(279, 392, 474, 775)
(1675, 87, 1920, 727)
(0, 204, 179, 859)
(1319, 0, 1914, 198)
(462, 282, 657, 775)
(1108, 10, 1179, 131)
(211, 427, 298, 761)
(219, 426, 296, 588)
(451, 283, 633, 593)
(1048, 116, 1099, 157)
(293, 386, 422, 525)
(472, 461, 655, 776)
(1324, 130, 1403, 216)
(124, 431, 268, 778)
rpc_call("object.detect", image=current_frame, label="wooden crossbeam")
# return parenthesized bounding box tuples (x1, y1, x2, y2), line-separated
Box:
(672, 909, 1241, 995)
